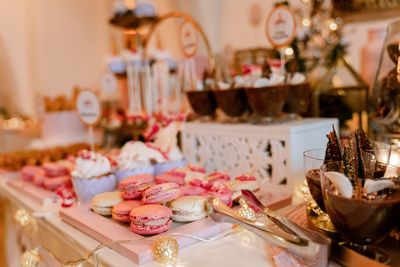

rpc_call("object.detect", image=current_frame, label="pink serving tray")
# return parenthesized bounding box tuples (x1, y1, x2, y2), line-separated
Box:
(60, 204, 232, 264)
(60, 191, 291, 264)
(7, 177, 56, 203)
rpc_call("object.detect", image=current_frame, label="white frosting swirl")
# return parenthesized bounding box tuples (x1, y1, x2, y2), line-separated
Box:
(118, 141, 166, 170)
(73, 151, 111, 179)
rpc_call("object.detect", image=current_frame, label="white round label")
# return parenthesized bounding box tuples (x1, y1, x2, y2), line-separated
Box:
(265, 6, 296, 48)
(180, 22, 198, 58)
(76, 89, 102, 126)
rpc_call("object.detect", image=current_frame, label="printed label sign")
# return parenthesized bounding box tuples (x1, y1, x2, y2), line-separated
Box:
(76, 89, 102, 126)
(180, 21, 198, 58)
(265, 6, 296, 48)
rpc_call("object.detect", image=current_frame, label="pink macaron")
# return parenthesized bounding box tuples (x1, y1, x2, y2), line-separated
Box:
(33, 173, 48, 186)
(130, 204, 172, 235)
(142, 183, 181, 204)
(118, 174, 154, 200)
(112, 200, 142, 223)
(235, 174, 257, 181)
(180, 185, 207, 196)
(207, 172, 231, 182)
(187, 164, 206, 173)
(20, 166, 44, 181)
(155, 174, 185, 186)
(43, 162, 70, 177)
(206, 181, 233, 207)
(165, 169, 186, 178)
(43, 175, 71, 191)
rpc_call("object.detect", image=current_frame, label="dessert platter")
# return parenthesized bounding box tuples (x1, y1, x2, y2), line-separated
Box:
(60, 150, 290, 264)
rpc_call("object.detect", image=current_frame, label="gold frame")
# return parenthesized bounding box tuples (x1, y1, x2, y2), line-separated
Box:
(142, 12, 215, 75)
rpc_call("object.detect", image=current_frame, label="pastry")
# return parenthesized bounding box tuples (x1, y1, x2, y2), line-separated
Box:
(207, 172, 231, 182)
(118, 174, 154, 200)
(72, 150, 117, 203)
(155, 173, 185, 186)
(20, 166, 44, 181)
(228, 174, 260, 192)
(91, 191, 123, 216)
(142, 183, 181, 204)
(43, 175, 71, 191)
(43, 162, 70, 177)
(112, 200, 142, 223)
(180, 185, 207, 196)
(130, 204, 172, 235)
(168, 196, 207, 222)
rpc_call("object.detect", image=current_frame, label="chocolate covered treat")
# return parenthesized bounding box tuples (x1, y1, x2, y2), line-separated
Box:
(324, 125, 342, 163)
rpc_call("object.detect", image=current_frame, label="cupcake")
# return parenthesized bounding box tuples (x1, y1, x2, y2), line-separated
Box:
(71, 150, 116, 203)
(115, 141, 164, 182)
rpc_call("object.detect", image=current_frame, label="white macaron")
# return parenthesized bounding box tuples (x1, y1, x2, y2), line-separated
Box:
(168, 196, 208, 222)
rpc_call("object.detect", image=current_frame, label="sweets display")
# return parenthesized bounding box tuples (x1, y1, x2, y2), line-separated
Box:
(187, 61, 310, 120)
(83, 162, 261, 236)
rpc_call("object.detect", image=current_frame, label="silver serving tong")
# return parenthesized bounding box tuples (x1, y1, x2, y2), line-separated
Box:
(207, 196, 331, 266)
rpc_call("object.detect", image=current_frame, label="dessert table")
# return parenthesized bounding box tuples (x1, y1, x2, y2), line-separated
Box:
(0, 173, 280, 267)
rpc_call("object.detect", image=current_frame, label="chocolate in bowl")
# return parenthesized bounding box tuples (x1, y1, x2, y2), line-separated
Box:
(186, 90, 217, 116)
(305, 169, 326, 212)
(245, 85, 288, 117)
(323, 183, 400, 244)
(213, 88, 248, 117)
(283, 83, 311, 115)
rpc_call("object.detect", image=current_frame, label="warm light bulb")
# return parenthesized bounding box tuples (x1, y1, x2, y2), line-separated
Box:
(285, 47, 294, 56)
(302, 18, 311, 27)
(329, 22, 338, 31)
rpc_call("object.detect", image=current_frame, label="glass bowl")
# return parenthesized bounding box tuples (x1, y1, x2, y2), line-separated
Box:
(321, 161, 400, 244)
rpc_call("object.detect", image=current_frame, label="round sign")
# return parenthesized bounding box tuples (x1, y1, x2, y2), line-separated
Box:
(265, 6, 296, 48)
(76, 89, 102, 126)
(179, 21, 198, 58)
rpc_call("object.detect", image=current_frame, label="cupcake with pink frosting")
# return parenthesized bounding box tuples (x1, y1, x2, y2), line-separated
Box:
(72, 150, 116, 203)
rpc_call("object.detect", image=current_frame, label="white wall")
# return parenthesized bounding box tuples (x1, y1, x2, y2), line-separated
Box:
(0, 0, 113, 117)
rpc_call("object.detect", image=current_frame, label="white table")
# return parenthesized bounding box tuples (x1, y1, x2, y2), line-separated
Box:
(0, 174, 276, 267)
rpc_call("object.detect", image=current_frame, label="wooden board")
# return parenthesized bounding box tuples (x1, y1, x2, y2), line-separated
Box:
(7, 177, 56, 204)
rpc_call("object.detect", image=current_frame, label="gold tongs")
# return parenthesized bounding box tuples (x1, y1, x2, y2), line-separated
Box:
(207, 197, 331, 265)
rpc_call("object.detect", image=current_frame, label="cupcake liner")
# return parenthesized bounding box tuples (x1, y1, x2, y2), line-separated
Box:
(115, 165, 155, 183)
(72, 173, 117, 203)
(154, 158, 187, 175)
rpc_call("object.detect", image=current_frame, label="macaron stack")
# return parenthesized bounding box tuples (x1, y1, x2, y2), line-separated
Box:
(42, 162, 72, 191)
(20, 165, 44, 181)
(87, 163, 262, 236)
